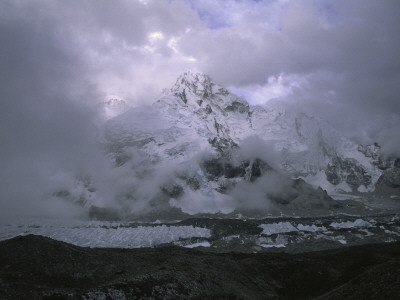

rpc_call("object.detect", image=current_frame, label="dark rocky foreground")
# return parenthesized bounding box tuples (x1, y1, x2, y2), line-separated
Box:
(1, 235, 400, 299)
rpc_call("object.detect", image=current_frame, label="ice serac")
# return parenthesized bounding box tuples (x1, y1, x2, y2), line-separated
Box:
(99, 71, 398, 216)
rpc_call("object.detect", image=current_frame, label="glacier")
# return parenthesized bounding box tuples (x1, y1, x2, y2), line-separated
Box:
(1, 214, 399, 252)
(0, 219, 211, 248)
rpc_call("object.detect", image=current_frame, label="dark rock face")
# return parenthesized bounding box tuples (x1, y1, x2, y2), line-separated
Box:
(395, 158, 400, 168)
(358, 143, 380, 159)
(249, 158, 269, 181)
(208, 137, 237, 152)
(377, 168, 400, 189)
(205, 104, 212, 114)
(88, 206, 121, 221)
(175, 88, 188, 104)
(357, 143, 400, 194)
(1, 235, 400, 299)
(358, 143, 392, 170)
(224, 161, 248, 178)
(375, 157, 400, 194)
(201, 157, 272, 182)
(225, 101, 249, 113)
(185, 176, 201, 190)
(376, 158, 392, 170)
(325, 157, 371, 190)
(268, 177, 336, 209)
(161, 183, 184, 198)
(202, 158, 224, 178)
(200, 154, 336, 211)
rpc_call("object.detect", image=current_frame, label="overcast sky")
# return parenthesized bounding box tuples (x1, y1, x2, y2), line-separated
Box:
(1, 0, 398, 146)
(1, 0, 400, 149)
(1, 0, 400, 219)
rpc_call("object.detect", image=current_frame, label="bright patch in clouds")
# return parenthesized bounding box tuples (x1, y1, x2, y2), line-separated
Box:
(148, 31, 164, 42)
(185, 56, 197, 62)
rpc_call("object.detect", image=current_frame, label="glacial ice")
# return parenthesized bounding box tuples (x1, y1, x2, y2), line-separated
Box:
(259, 222, 298, 235)
(0, 220, 211, 248)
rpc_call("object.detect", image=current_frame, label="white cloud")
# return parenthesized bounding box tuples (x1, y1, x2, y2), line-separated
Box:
(148, 31, 164, 42)
(230, 74, 306, 105)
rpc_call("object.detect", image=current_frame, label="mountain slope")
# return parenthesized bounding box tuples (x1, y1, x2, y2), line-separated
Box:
(92, 71, 399, 218)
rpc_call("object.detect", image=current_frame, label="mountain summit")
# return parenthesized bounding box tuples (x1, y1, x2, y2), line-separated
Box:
(169, 71, 248, 112)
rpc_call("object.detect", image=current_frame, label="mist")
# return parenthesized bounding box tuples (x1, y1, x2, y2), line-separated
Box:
(0, 1, 103, 220)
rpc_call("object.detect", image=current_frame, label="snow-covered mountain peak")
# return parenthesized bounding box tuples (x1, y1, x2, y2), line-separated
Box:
(95, 72, 400, 218)
(166, 71, 248, 113)
(171, 71, 215, 97)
